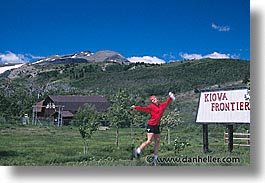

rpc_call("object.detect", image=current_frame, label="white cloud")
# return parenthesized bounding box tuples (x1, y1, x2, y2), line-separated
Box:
(0, 51, 23, 64)
(179, 53, 203, 60)
(179, 52, 232, 60)
(0, 51, 43, 64)
(26, 54, 44, 60)
(204, 52, 230, 59)
(212, 23, 230, 32)
(127, 56, 166, 64)
(230, 54, 240, 59)
(163, 52, 176, 60)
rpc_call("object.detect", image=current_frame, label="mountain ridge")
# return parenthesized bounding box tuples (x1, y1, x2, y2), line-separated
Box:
(0, 50, 131, 76)
(32, 50, 130, 65)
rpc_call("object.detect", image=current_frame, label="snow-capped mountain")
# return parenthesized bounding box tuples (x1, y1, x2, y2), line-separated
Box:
(0, 50, 131, 78)
(31, 50, 129, 65)
(0, 63, 25, 74)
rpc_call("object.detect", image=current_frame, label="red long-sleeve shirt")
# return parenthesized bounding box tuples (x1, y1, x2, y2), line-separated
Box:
(134, 97, 172, 125)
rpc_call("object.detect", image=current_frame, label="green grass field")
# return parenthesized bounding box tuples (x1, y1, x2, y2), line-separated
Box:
(0, 124, 250, 166)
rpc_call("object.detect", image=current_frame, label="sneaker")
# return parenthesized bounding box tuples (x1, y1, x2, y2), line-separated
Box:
(154, 158, 158, 166)
(154, 155, 158, 166)
(135, 148, 141, 159)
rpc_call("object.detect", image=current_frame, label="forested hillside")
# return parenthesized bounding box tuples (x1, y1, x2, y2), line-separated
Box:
(0, 58, 250, 123)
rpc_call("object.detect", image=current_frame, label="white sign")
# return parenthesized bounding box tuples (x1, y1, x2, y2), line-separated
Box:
(195, 88, 250, 123)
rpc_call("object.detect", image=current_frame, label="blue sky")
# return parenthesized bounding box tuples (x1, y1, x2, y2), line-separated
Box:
(0, 0, 250, 64)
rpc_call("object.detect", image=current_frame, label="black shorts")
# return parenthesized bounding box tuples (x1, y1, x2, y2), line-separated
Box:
(146, 124, 160, 134)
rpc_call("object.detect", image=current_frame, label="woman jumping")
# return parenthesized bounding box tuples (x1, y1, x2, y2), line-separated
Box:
(130, 92, 175, 165)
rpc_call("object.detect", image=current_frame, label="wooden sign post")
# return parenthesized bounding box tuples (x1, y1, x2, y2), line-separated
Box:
(203, 124, 209, 153)
(227, 125, 233, 153)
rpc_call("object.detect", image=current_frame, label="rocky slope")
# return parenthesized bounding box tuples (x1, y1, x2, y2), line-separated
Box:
(0, 50, 130, 78)
(32, 50, 130, 65)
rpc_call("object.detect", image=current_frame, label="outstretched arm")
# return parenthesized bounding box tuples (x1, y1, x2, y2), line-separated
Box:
(130, 105, 152, 113)
(161, 92, 175, 109)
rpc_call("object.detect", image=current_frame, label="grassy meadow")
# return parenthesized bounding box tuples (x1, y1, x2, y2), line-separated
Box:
(0, 123, 250, 166)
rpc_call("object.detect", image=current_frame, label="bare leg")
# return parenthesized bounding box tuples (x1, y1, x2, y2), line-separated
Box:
(153, 134, 160, 166)
(154, 134, 160, 155)
(139, 133, 154, 151)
